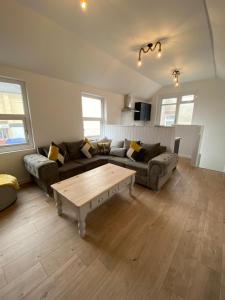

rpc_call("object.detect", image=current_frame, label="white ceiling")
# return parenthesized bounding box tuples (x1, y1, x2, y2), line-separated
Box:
(0, 0, 223, 98)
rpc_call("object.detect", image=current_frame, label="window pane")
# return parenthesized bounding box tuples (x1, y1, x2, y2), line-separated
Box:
(82, 96, 102, 118)
(160, 104, 176, 126)
(0, 82, 25, 114)
(83, 120, 101, 137)
(181, 95, 195, 102)
(162, 98, 177, 105)
(0, 120, 27, 146)
(177, 103, 194, 125)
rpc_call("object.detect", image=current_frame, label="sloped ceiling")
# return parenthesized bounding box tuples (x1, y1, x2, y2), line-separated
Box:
(206, 0, 225, 80)
(0, 1, 160, 98)
(0, 0, 223, 98)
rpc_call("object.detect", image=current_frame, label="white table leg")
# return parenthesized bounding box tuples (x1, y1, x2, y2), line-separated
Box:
(54, 190, 63, 216)
(129, 175, 135, 197)
(78, 220, 86, 237)
(77, 207, 88, 238)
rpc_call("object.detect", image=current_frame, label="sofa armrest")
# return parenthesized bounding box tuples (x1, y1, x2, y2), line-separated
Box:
(148, 152, 178, 177)
(24, 154, 59, 183)
(147, 153, 178, 190)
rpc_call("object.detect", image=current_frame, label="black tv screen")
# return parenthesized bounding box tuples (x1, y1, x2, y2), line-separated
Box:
(134, 102, 151, 121)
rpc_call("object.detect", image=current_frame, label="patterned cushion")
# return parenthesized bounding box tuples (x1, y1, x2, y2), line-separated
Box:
(126, 141, 144, 162)
(80, 138, 95, 158)
(81, 142, 92, 158)
(97, 141, 111, 155)
(124, 139, 141, 149)
(48, 142, 66, 166)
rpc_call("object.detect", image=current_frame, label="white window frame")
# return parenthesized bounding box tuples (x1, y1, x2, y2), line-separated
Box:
(158, 92, 196, 126)
(0, 77, 34, 154)
(81, 93, 104, 139)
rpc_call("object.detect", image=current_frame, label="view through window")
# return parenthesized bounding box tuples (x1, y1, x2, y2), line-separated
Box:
(160, 94, 195, 126)
(81, 94, 103, 137)
(0, 79, 33, 152)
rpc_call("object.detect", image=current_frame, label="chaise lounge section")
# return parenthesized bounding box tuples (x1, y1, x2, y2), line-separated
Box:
(24, 140, 178, 194)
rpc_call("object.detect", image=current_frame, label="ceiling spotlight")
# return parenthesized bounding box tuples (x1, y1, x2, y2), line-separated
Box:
(172, 69, 181, 87)
(138, 41, 162, 66)
(80, 0, 87, 11)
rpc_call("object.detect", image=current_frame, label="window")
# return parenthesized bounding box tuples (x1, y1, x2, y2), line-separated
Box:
(159, 94, 195, 126)
(160, 98, 177, 127)
(0, 78, 33, 153)
(81, 94, 104, 138)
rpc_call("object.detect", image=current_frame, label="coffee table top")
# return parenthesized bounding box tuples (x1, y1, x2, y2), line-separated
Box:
(51, 163, 136, 207)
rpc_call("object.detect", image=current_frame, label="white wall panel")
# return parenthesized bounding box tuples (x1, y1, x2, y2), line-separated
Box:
(104, 125, 175, 151)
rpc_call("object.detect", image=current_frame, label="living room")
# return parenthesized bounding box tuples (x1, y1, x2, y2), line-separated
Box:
(0, 1, 225, 299)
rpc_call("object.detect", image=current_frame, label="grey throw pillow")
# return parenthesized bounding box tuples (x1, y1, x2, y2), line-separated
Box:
(111, 140, 124, 148)
(110, 147, 126, 157)
(142, 143, 161, 162)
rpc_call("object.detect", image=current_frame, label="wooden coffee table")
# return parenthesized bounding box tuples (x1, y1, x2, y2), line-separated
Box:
(51, 163, 136, 237)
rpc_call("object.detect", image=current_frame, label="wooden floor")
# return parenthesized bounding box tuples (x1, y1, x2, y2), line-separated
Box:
(0, 159, 225, 300)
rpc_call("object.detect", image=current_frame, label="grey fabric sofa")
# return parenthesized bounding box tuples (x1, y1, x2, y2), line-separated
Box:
(24, 140, 178, 194)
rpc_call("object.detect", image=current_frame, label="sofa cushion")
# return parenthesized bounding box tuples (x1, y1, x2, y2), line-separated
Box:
(124, 160, 148, 177)
(124, 139, 141, 149)
(65, 141, 83, 160)
(81, 141, 92, 158)
(75, 157, 106, 171)
(126, 141, 145, 162)
(48, 142, 67, 166)
(58, 161, 84, 180)
(159, 146, 167, 154)
(142, 143, 160, 162)
(97, 141, 111, 155)
(109, 156, 130, 167)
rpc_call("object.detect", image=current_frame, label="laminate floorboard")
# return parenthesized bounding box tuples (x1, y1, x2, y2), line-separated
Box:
(0, 159, 224, 300)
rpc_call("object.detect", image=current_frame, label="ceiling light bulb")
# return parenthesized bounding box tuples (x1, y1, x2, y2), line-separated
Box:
(173, 77, 177, 82)
(137, 59, 142, 67)
(175, 82, 179, 87)
(81, 0, 87, 10)
(157, 50, 162, 58)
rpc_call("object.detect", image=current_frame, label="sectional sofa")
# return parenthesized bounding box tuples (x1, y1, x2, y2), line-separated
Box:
(24, 140, 178, 194)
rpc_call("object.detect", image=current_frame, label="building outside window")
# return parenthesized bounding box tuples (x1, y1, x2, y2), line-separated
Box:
(0, 78, 33, 153)
(81, 93, 104, 138)
(159, 94, 195, 126)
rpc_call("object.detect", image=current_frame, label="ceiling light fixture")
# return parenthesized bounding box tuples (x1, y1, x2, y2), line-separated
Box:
(137, 41, 162, 67)
(80, 0, 87, 11)
(172, 69, 180, 87)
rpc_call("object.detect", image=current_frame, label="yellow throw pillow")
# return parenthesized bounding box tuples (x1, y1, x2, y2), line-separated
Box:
(130, 141, 142, 152)
(48, 144, 59, 161)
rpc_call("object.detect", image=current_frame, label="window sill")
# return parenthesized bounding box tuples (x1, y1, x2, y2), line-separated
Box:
(0, 144, 35, 155)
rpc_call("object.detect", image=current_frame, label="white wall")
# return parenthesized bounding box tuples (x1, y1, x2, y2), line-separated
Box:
(0, 64, 124, 183)
(151, 78, 225, 172)
(174, 125, 203, 167)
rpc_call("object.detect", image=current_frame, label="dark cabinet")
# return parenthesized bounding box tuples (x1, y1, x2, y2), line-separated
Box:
(134, 102, 151, 121)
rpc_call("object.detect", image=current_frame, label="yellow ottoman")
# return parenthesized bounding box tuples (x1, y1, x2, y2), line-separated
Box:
(0, 174, 19, 211)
